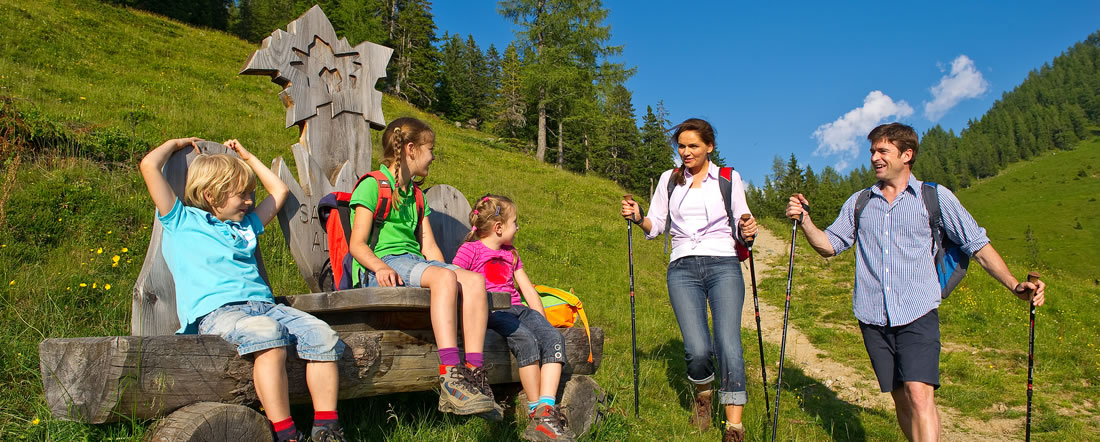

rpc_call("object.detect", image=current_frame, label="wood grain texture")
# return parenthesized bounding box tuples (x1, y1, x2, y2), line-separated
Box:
(240, 7, 393, 291)
(40, 327, 602, 423)
(425, 184, 473, 263)
(143, 402, 271, 442)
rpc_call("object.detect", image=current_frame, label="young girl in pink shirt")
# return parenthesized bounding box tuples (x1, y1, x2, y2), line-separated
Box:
(452, 195, 574, 441)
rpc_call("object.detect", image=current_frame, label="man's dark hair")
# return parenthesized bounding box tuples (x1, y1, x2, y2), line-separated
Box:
(867, 123, 919, 165)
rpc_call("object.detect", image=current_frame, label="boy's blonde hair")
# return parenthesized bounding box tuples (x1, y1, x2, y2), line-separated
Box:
(184, 154, 256, 213)
(465, 194, 517, 242)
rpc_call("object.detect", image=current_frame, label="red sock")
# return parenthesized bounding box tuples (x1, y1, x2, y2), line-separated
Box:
(271, 417, 296, 441)
(313, 410, 339, 430)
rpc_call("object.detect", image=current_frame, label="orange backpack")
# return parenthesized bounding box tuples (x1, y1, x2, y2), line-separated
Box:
(527, 285, 593, 363)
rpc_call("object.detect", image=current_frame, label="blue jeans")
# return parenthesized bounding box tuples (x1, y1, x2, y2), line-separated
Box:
(198, 301, 344, 361)
(667, 255, 747, 405)
(488, 305, 566, 367)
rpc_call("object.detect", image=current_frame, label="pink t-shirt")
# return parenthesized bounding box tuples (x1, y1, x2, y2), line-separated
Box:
(452, 240, 523, 306)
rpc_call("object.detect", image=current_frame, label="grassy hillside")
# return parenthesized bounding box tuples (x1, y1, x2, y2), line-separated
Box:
(4, 1, 1098, 441)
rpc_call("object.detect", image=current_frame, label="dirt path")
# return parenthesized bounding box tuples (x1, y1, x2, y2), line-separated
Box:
(739, 226, 1018, 441)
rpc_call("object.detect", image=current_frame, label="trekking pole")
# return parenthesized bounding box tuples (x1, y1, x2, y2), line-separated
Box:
(1025, 271, 1041, 442)
(740, 213, 771, 427)
(772, 202, 808, 442)
(625, 194, 640, 417)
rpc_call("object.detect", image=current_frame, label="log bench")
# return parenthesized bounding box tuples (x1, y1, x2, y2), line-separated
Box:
(38, 143, 605, 438)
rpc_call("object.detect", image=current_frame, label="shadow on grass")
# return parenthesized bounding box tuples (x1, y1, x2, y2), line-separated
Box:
(643, 337, 890, 441)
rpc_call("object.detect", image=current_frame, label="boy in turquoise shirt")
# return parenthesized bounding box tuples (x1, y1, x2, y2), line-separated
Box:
(141, 137, 346, 442)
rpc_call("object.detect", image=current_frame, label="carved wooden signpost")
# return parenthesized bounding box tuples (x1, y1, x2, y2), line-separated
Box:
(240, 5, 393, 292)
(41, 7, 605, 439)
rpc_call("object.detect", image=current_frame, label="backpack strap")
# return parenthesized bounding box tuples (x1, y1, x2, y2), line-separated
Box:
(355, 171, 425, 249)
(664, 167, 678, 254)
(413, 183, 425, 242)
(922, 182, 942, 256)
(852, 187, 874, 237)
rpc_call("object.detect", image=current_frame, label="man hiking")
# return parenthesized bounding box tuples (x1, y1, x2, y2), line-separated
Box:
(785, 122, 1046, 441)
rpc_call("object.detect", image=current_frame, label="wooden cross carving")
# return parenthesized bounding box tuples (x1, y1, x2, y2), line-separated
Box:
(240, 6, 392, 292)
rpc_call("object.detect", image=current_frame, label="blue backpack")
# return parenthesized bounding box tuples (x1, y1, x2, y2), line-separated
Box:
(853, 182, 969, 299)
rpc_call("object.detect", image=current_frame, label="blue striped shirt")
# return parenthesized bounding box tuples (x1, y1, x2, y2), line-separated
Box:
(825, 175, 990, 326)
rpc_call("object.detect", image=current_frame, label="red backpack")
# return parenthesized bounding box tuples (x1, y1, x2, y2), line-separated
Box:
(317, 171, 425, 291)
(663, 166, 750, 261)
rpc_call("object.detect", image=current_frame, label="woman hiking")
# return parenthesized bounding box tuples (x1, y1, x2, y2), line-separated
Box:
(619, 118, 757, 442)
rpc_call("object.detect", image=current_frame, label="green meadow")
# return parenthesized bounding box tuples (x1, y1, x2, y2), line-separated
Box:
(2, 0, 1098, 441)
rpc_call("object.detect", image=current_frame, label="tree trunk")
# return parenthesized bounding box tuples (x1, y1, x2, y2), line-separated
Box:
(40, 328, 603, 424)
(557, 119, 564, 168)
(536, 90, 547, 162)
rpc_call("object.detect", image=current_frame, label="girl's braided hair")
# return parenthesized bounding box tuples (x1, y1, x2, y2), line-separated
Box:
(381, 117, 434, 190)
(464, 194, 516, 242)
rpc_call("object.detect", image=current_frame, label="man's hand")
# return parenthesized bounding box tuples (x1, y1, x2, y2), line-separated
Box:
(1014, 279, 1046, 307)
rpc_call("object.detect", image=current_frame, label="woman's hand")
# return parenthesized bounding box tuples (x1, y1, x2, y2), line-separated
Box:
(621, 199, 642, 224)
(739, 215, 757, 239)
(374, 265, 403, 287)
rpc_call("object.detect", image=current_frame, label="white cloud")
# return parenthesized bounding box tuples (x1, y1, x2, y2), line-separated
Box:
(812, 91, 914, 170)
(924, 55, 989, 121)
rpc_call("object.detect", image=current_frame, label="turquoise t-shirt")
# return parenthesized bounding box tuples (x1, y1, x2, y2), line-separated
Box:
(158, 199, 273, 334)
(348, 166, 431, 286)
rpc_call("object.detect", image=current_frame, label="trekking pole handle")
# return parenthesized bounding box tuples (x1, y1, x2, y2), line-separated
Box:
(740, 213, 756, 243)
(624, 194, 640, 224)
(1026, 271, 1041, 301)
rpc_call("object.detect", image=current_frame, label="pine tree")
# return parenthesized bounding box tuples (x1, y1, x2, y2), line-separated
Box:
(487, 43, 527, 141)
(500, 0, 619, 163)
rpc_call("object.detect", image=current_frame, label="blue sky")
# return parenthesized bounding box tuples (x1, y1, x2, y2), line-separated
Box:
(432, 1, 1100, 186)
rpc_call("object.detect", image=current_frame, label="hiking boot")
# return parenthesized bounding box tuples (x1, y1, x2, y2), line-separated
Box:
(460, 364, 504, 421)
(523, 404, 576, 441)
(310, 426, 347, 442)
(722, 423, 746, 442)
(691, 389, 714, 430)
(438, 365, 496, 415)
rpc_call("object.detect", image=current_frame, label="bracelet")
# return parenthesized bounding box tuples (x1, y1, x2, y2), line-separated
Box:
(631, 214, 643, 225)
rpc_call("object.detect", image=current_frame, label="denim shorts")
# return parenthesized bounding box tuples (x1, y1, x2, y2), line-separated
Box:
(488, 305, 566, 367)
(198, 301, 345, 361)
(360, 253, 459, 287)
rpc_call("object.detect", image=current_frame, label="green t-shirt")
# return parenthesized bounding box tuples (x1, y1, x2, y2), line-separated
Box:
(349, 166, 431, 286)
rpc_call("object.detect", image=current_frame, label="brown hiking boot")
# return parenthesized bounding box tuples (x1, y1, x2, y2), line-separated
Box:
(722, 423, 746, 442)
(460, 364, 503, 421)
(691, 389, 714, 430)
(437, 365, 496, 416)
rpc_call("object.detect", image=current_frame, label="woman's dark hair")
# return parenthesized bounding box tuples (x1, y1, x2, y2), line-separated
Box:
(670, 118, 717, 185)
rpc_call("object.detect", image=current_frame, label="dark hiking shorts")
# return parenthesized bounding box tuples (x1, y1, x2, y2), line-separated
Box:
(859, 309, 941, 393)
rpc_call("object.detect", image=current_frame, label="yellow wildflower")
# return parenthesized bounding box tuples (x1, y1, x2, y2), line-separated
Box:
(92, 283, 97, 289)
(31, 418, 39, 425)
(105, 284, 112, 291)
(96, 248, 103, 254)
(121, 247, 129, 253)
(8, 280, 13, 286)
(107, 230, 112, 235)
(80, 97, 86, 100)
(79, 283, 87, 287)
